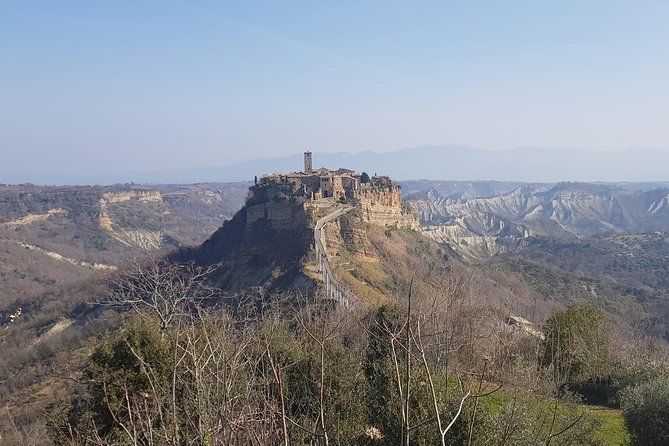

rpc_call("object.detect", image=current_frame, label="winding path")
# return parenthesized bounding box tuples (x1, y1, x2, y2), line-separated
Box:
(314, 206, 357, 308)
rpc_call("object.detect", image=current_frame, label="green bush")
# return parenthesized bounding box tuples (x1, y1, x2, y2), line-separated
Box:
(542, 304, 609, 386)
(620, 375, 669, 445)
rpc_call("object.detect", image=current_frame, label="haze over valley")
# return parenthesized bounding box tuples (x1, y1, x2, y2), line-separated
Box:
(4, 146, 669, 185)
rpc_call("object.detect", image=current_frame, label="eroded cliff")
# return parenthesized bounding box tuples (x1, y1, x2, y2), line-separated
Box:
(174, 179, 421, 295)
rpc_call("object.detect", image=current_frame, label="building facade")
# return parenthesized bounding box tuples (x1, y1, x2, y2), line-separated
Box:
(257, 151, 398, 203)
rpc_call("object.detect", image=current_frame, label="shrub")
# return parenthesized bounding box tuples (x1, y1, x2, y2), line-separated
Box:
(620, 375, 669, 445)
(541, 303, 609, 386)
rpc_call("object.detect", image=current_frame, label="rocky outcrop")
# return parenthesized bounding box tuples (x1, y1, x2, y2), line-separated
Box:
(358, 188, 421, 231)
(0, 208, 67, 228)
(322, 210, 378, 260)
(174, 196, 314, 292)
(420, 228, 519, 259)
(175, 176, 421, 292)
(98, 190, 166, 250)
(246, 201, 309, 231)
(101, 190, 163, 203)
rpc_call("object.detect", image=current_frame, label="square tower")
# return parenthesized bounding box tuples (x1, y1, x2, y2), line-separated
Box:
(304, 151, 313, 174)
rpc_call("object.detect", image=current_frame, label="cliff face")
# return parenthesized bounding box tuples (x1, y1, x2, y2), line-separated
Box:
(101, 191, 163, 203)
(246, 201, 309, 231)
(358, 187, 421, 231)
(174, 180, 422, 293)
(322, 211, 377, 261)
(174, 196, 314, 292)
(98, 190, 167, 250)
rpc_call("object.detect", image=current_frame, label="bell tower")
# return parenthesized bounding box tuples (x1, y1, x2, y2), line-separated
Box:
(304, 151, 313, 174)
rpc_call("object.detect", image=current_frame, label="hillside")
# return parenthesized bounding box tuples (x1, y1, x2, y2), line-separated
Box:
(173, 170, 419, 295)
(410, 182, 669, 258)
(0, 182, 248, 440)
(405, 181, 669, 342)
(2, 177, 667, 444)
(172, 188, 314, 293)
(164, 173, 562, 327)
(22, 177, 644, 445)
(0, 183, 247, 307)
(485, 234, 669, 341)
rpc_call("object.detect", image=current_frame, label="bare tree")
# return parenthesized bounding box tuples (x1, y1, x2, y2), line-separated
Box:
(411, 315, 472, 446)
(294, 306, 344, 446)
(101, 256, 218, 329)
(5, 407, 47, 446)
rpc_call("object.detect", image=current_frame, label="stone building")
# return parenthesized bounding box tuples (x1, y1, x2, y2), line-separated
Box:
(304, 151, 313, 174)
(257, 151, 401, 203)
(250, 151, 420, 231)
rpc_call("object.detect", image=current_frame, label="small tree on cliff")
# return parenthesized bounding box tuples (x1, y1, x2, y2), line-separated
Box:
(360, 172, 370, 184)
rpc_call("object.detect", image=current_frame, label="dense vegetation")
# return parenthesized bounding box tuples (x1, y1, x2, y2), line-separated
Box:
(488, 234, 669, 341)
(39, 257, 660, 446)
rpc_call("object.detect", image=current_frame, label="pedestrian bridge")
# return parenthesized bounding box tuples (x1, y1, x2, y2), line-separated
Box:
(313, 206, 357, 308)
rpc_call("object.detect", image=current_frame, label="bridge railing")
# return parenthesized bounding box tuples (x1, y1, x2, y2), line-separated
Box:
(314, 207, 356, 308)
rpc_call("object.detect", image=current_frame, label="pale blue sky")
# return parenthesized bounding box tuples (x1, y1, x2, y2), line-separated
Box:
(1, 1, 668, 180)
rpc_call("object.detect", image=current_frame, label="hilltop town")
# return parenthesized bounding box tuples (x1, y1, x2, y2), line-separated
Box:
(250, 152, 420, 231)
(257, 151, 397, 202)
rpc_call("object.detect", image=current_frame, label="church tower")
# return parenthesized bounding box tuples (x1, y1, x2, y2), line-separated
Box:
(304, 151, 313, 174)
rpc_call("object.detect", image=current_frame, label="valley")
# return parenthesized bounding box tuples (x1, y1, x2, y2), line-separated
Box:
(7, 3, 669, 443)
(0, 182, 249, 440)
(0, 174, 667, 445)
(404, 180, 669, 341)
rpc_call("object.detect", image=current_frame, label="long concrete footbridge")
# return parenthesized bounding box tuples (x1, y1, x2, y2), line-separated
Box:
(314, 206, 357, 308)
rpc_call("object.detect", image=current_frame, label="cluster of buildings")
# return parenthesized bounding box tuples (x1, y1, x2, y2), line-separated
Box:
(258, 151, 396, 202)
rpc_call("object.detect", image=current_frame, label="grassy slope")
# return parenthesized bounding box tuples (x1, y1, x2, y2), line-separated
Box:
(480, 387, 629, 445)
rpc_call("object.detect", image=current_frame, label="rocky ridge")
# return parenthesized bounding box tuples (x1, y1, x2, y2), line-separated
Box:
(358, 187, 421, 231)
(410, 183, 669, 258)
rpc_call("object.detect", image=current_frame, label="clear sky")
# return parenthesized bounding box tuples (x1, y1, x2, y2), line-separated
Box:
(1, 1, 668, 179)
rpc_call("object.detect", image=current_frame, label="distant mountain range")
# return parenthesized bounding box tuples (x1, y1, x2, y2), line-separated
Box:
(4, 145, 669, 185)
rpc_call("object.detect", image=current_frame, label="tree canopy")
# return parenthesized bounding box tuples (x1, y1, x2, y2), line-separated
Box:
(541, 303, 609, 386)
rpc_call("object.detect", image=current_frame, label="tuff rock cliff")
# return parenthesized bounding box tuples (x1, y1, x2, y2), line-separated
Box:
(173, 178, 419, 294)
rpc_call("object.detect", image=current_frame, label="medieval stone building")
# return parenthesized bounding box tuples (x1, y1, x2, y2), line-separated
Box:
(257, 152, 390, 202)
(249, 151, 419, 231)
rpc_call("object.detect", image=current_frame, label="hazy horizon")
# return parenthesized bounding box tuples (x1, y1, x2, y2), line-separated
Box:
(3, 145, 669, 186)
(2, 2, 669, 181)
